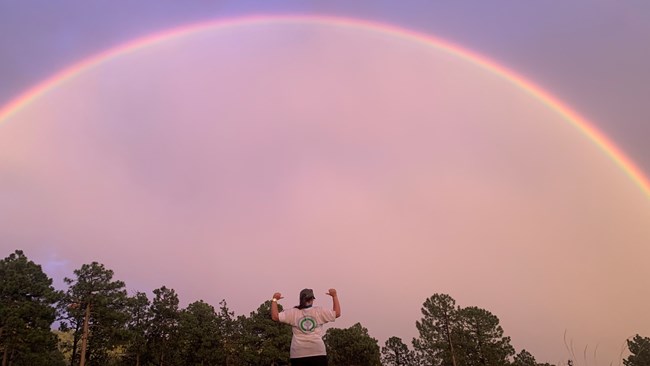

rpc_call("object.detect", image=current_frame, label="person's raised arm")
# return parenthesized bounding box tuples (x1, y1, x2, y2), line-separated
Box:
(271, 292, 283, 322)
(326, 288, 341, 318)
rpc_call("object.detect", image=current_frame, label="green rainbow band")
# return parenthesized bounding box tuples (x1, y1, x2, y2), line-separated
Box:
(1, 15, 648, 199)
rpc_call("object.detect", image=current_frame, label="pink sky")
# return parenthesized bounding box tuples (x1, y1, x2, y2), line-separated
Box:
(1, 22, 649, 365)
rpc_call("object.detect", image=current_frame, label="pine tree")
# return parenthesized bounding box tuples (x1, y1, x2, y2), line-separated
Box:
(237, 300, 292, 365)
(381, 336, 417, 366)
(122, 291, 150, 366)
(0, 250, 65, 366)
(623, 335, 650, 366)
(178, 300, 226, 365)
(457, 306, 514, 366)
(413, 293, 461, 366)
(147, 286, 181, 366)
(324, 323, 382, 366)
(512, 349, 537, 366)
(59, 262, 128, 366)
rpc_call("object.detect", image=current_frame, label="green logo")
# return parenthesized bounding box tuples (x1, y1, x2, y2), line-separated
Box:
(298, 316, 317, 333)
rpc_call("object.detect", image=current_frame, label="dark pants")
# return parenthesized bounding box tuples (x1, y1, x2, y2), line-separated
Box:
(290, 355, 328, 366)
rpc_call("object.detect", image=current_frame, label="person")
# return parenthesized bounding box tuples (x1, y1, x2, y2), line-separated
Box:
(271, 288, 341, 366)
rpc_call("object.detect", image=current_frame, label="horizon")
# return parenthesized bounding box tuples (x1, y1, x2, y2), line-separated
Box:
(8, 246, 632, 366)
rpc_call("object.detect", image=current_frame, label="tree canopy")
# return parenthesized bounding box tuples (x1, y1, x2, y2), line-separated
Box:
(325, 322, 381, 366)
(382, 336, 417, 366)
(0, 250, 64, 366)
(2, 250, 644, 366)
(624, 335, 650, 366)
(414, 294, 517, 366)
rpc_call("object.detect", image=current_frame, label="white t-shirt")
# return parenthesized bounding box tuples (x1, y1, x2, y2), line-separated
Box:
(278, 306, 336, 358)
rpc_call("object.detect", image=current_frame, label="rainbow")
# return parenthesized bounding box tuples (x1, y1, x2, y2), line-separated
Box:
(1, 15, 649, 198)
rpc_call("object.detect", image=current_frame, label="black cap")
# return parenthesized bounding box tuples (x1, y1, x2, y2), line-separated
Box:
(300, 288, 315, 301)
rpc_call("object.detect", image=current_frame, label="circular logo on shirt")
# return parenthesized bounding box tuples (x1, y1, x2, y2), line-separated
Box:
(298, 316, 317, 333)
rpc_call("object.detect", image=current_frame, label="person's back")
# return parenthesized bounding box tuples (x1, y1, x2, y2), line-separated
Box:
(271, 288, 341, 366)
(281, 305, 336, 358)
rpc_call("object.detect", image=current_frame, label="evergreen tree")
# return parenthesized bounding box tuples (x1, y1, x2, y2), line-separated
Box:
(216, 300, 243, 366)
(623, 335, 650, 366)
(457, 306, 514, 366)
(237, 300, 291, 365)
(324, 323, 381, 366)
(512, 349, 555, 366)
(413, 293, 461, 366)
(381, 336, 416, 366)
(0, 250, 65, 366)
(178, 300, 226, 365)
(512, 349, 537, 366)
(147, 286, 181, 366)
(59, 262, 128, 366)
(121, 291, 150, 366)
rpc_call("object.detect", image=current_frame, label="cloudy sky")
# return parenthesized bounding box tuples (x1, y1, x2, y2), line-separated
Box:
(1, 1, 649, 365)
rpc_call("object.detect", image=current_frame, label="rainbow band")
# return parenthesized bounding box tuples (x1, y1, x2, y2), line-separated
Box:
(1, 15, 649, 199)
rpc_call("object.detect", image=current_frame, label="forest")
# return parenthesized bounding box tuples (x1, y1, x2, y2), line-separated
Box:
(1, 249, 648, 366)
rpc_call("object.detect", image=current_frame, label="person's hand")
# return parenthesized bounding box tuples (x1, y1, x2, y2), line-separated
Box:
(273, 292, 283, 300)
(326, 289, 337, 297)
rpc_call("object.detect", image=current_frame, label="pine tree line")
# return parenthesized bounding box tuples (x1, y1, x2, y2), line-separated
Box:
(1, 250, 648, 366)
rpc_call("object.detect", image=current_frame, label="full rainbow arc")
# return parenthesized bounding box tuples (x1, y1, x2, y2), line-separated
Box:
(1, 15, 648, 199)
